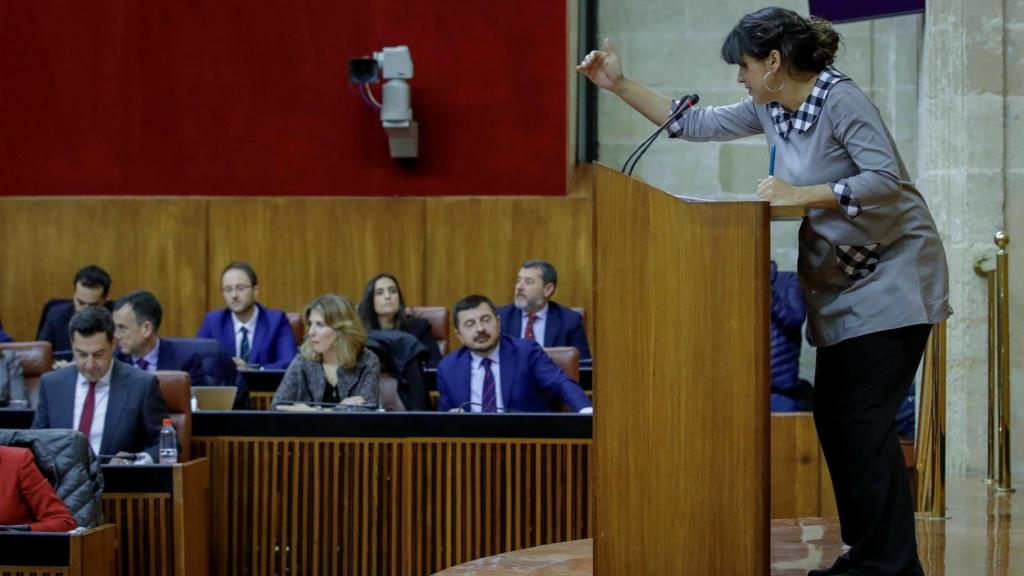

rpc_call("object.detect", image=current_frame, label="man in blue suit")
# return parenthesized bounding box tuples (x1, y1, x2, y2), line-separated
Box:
(497, 260, 591, 360)
(0, 318, 12, 342)
(32, 306, 170, 464)
(196, 262, 297, 370)
(36, 265, 112, 354)
(437, 295, 591, 413)
(112, 291, 206, 389)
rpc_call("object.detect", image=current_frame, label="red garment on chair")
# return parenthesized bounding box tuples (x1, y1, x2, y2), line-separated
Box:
(0, 446, 77, 532)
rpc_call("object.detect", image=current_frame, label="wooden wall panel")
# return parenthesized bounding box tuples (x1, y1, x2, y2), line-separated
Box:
(0, 198, 207, 340)
(206, 198, 426, 318)
(0, 196, 593, 347)
(424, 196, 593, 346)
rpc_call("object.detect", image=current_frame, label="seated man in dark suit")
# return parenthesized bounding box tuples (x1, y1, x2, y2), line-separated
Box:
(112, 290, 206, 389)
(32, 306, 170, 464)
(36, 265, 112, 354)
(497, 259, 591, 360)
(437, 295, 592, 414)
(196, 261, 298, 370)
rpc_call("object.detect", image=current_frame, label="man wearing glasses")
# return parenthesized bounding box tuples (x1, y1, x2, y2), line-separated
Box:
(197, 262, 298, 370)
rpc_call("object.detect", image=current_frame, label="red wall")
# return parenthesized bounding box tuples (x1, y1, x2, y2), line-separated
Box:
(0, 1, 567, 196)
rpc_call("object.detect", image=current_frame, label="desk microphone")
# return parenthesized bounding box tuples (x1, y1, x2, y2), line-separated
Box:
(99, 453, 141, 462)
(452, 401, 521, 413)
(273, 400, 379, 411)
(622, 93, 700, 176)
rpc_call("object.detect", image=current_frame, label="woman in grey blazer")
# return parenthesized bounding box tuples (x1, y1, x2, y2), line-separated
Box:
(580, 7, 950, 576)
(0, 349, 28, 406)
(271, 294, 379, 409)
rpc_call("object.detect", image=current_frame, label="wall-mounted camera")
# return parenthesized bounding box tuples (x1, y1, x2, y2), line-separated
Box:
(349, 46, 417, 159)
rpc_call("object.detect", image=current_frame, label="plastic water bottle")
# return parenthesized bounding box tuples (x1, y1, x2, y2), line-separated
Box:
(159, 419, 178, 464)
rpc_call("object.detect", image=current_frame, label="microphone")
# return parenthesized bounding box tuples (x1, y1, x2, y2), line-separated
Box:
(453, 400, 484, 413)
(99, 453, 141, 462)
(273, 400, 380, 412)
(451, 400, 521, 413)
(622, 94, 700, 176)
(273, 400, 336, 410)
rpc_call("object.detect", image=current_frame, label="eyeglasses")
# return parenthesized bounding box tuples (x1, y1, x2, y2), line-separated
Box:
(222, 285, 253, 295)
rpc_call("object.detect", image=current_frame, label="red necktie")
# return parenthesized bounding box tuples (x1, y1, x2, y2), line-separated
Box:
(136, 358, 149, 371)
(78, 381, 98, 436)
(524, 314, 538, 342)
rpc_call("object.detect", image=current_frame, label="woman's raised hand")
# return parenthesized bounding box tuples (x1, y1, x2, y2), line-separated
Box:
(576, 38, 624, 92)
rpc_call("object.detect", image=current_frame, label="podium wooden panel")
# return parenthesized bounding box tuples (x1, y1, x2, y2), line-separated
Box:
(592, 163, 770, 574)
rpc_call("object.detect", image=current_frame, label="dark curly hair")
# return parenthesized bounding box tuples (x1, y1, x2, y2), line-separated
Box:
(721, 7, 841, 74)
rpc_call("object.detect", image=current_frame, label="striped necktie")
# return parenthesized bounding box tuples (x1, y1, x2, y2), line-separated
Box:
(481, 358, 497, 413)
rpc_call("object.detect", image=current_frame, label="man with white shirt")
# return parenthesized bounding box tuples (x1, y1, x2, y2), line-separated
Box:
(113, 290, 205, 389)
(32, 306, 169, 464)
(196, 261, 297, 370)
(436, 295, 592, 414)
(497, 260, 591, 360)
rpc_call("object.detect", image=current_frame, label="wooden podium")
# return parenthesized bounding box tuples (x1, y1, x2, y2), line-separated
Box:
(593, 163, 778, 574)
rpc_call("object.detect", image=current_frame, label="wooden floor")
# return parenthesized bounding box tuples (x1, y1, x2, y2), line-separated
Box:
(435, 478, 1023, 575)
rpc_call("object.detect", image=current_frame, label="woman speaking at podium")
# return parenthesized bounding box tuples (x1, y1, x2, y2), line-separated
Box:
(578, 7, 951, 576)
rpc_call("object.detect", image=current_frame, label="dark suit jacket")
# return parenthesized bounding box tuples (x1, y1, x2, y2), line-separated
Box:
(0, 318, 12, 343)
(196, 304, 298, 369)
(117, 339, 206, 390)
(497, 301, 591, 359)
(436, 335, 591, 413)
(404, 317, 443, 368)
(0, 446, 77, 531)
(36, 300, 75, 353)
(31, 361, 170, 460)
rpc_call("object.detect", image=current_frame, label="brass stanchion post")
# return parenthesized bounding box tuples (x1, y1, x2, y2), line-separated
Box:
(931, 321, 947, 516)
(987, 271, 997, 483)
(994, 231, 1013, 492)
(975, 250, 1000, 486)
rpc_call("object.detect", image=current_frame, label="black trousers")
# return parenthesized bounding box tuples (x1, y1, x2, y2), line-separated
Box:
(813, 323, 932, 576)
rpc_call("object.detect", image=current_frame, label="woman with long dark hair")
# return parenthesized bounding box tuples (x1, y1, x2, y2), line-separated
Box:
(357, 274, 443, 367)
(579, 7, 950, 576)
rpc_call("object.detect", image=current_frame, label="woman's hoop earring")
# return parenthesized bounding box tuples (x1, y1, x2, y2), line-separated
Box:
(763, 70, 784, 93)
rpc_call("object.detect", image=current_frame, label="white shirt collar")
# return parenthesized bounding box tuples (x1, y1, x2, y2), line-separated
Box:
(232, 305, 259, 335)
(521, 303, 549, 320)
(470, 343, 501, 370)
(132, 338, 160, 366)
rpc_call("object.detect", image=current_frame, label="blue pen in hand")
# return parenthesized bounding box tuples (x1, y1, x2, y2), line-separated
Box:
(768, 143, 776, 177)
